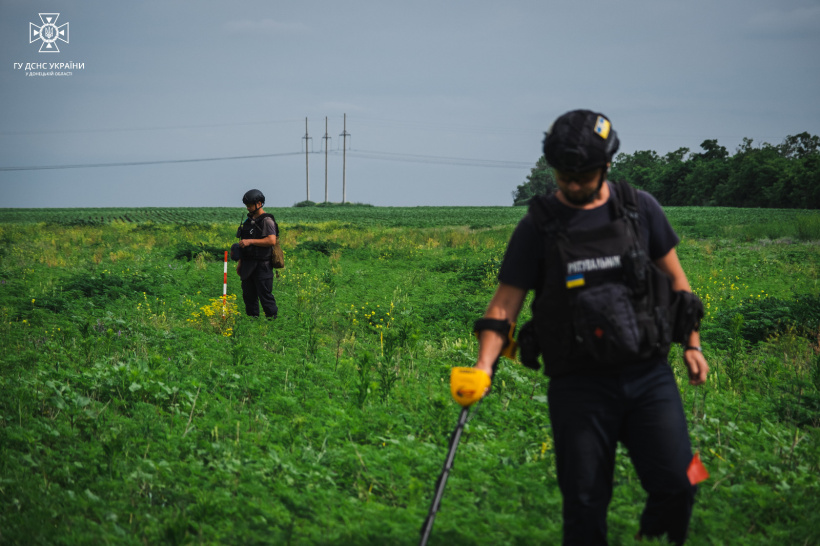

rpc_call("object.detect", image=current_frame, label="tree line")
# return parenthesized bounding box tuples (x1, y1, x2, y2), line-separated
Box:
(512, 133, 820, 209)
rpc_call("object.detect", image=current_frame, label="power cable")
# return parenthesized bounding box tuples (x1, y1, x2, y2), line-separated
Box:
(0, 118, 306, 137)
(0, 151, 303, 172)
(0, 149, 533, 172)
(330, 149, 532, 169)
(352, 115, 531, 137)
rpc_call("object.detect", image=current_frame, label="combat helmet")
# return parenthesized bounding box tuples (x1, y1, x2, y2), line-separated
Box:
(242, 189, 265, 206)
(543, 110, 620, 172)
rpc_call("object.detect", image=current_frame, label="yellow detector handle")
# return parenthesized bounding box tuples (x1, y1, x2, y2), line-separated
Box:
(450, 367, 491, 407)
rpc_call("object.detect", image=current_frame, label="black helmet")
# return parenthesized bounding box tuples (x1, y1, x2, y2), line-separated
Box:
(543, 110, 620, 172)
(242, 189, 265, 206)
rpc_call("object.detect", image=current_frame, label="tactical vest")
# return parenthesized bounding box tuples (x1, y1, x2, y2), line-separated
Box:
(238, 213, 277, 261)
(518, 181, 702, 377)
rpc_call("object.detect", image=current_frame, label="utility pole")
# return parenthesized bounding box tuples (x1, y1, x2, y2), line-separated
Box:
(339, 113, 351, 204)
(322, 117, 331, 203)
(302, 117, 312, 201)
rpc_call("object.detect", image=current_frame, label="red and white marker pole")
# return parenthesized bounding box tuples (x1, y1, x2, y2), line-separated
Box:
(222, 250, 228, 319)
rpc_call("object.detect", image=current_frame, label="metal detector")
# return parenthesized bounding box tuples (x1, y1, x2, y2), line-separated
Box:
(419, 399, 482, 546)
(419, 365, 494, 546)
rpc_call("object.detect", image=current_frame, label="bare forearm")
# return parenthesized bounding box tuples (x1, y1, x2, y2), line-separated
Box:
(476, 330, 507, 373)
(475, 283, 527, 376)
(241, 234, 277, 247)
(654, 247, 709, 384)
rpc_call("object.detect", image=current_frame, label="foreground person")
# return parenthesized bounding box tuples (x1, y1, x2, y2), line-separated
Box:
(471, 110, 708, 545)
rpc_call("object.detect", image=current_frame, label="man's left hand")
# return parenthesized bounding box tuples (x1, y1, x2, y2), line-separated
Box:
(683, 349, 709, 386)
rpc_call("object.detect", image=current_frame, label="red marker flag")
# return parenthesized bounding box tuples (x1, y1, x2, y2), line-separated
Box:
(687, 452, 709, 485)
(222, 251, 228, 319)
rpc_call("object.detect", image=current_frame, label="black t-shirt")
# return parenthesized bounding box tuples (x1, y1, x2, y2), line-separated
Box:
(236, 216, 278, 239)
(499, 182, 679, 291)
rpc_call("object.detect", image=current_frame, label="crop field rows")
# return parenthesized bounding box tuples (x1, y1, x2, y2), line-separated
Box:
(3, 205, 819, 237)
(0, 206, 528, 229)
(0, 207, 819, 544)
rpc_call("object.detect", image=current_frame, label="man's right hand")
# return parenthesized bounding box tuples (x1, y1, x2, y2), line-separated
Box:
(451, 367, 491, 407)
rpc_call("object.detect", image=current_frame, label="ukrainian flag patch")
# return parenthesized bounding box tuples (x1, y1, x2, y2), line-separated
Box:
(594, 116, 611, 139)
(566, 273, 585, 289)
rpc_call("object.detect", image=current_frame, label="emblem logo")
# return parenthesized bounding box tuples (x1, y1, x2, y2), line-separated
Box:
(30, 13, 69, 53)
(594, 116, 611, 140)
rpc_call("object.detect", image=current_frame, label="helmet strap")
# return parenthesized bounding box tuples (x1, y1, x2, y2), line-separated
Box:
(563, 167, 607, 205)
(247, 203, 262, 217)
(594, 168, 606, 195)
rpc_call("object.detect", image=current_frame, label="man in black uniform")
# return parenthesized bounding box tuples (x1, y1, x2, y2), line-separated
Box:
(236, 189, 279, 319)
(472, 110, 708, 545)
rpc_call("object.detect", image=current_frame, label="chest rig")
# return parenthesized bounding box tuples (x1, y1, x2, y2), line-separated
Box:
(518, 181, 688, 377)
(238, 213, 275, 261)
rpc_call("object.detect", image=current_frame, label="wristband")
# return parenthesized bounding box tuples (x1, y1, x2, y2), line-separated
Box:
(474, 318, 518, 360)
(684, 345, 702, 352)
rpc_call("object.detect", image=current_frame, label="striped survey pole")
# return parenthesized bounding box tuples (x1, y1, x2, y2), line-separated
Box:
(222, 250, 228, 319)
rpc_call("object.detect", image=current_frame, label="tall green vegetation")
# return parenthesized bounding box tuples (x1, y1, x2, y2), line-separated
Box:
(515, 133, 820, 208)
(0, 208, 819, 544)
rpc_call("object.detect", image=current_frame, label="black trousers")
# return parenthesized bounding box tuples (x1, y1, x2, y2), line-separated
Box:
(547, 362, 696, 545)
(240, 263, 278, 318)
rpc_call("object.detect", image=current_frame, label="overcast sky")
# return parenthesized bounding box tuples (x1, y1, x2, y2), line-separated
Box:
(1, 0, 818, 208)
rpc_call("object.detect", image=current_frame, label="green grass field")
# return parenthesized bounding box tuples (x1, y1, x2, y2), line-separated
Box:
(1, 207, 819, 544)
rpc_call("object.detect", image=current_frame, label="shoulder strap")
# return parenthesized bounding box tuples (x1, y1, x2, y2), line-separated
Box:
(611, 180, 639, 220)
(256, 212, 280, 235)
(611, 180, 648, 252)
(529, 184, 644, 243)
(528, 193, 564, 238)
(606, 180, 638, 228)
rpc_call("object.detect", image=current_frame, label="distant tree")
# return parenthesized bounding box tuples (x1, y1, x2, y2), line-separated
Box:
(718, 142, 787, 207)
(519, 133, 819, 209)
(512, 156, 557, 206)
(609, 150, 661, 192)
(649, 148, 692, 205)
(696, 139, 729, 161)
(683, 141, 731, 206)
(785, 153, 820, 208)
(778, 132, 820, 159)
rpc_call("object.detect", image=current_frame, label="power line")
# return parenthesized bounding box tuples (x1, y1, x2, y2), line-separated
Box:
(0, 149, 532, 172)
(352, 115, 530, 137)
(0, 118, 306, 137)
(0, 151, 303, 172)
(331, 149, 531, 169)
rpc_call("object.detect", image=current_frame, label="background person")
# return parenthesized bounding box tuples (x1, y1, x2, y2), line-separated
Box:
(472, 110, 708, 545)
(236, 189, 279, 319)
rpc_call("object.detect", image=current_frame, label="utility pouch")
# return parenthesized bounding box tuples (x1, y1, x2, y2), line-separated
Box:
(271, 241, 285, 269)
(268, 214, 285, 269)
(572, 283, 642, 363)
(670, 290, 704, 343)
(622, 246, 649, 297)
(517, 320, 541, 371)
(230, 243, 242, 262)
